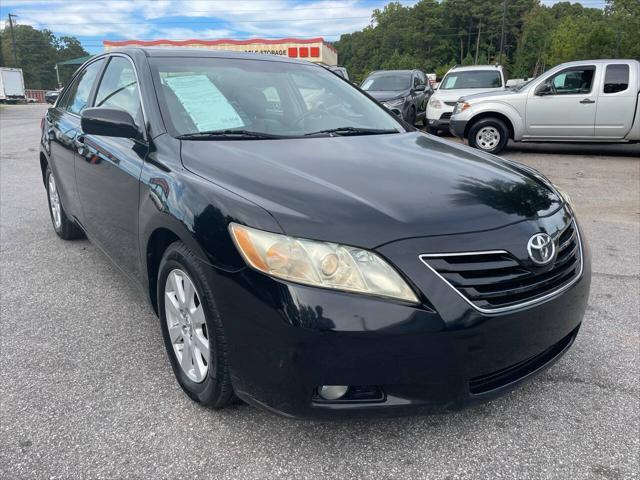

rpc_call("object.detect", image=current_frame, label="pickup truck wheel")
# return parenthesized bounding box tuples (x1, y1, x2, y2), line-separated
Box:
(158, 241, 236, 408)
(468, 118, 509, 154)
(45, 166, 84, 240)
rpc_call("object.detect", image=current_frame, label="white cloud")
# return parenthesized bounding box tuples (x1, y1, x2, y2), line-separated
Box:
(2, 0, 412, 41)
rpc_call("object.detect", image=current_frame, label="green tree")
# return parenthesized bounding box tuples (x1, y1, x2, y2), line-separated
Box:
(1, 25, 88, 89)
(335, 0, 639, 81)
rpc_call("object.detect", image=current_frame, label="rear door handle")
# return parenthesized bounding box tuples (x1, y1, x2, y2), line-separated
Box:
(579, 98, 595, 104)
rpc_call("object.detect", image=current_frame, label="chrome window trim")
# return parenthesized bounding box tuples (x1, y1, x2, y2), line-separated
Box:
(418, 221, 584, 315)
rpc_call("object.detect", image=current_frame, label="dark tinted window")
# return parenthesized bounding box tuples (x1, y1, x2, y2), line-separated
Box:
(603, 64, 629, 94)
(550, 67, 595, 95)
(95, 57, 143, 127)
(60, 59, 104, 115)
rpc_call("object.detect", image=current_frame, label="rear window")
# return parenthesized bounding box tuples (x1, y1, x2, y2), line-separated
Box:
(440, 70, 502, 90)
(603, 64, 629, 94)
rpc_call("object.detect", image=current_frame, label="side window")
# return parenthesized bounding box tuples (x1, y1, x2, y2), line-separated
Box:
(413, 75, 420, 88)
(418, 72, 426, 85)
(60, 59, 104, 115)
(550, 67, 595, 95)
(603, 64, 629, 94)
(95, 57, 143, 127)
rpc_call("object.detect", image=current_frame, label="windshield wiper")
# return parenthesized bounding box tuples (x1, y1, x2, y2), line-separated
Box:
(304, 127, 400, 137)
(177, 129, 286, 140)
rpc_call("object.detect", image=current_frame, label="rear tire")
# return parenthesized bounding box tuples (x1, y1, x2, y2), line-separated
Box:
(468, 117, 509, 154)
(45, 166, 83, 240)
(157, 241, 235, 408)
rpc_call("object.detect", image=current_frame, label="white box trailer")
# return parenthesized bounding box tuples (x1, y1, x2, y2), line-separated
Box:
(0, 67, 26, 103)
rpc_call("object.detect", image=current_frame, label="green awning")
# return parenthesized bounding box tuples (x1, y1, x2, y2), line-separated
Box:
(57, 55, 93, 66)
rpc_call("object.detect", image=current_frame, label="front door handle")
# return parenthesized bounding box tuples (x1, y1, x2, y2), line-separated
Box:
(579, 98, 595, 104)
(74, 136, 86, 155)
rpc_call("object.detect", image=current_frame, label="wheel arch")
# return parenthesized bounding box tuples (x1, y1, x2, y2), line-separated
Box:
(39, 151, 49, 185)
(465, 112, 515, 140)
(145, 227, 183, 315)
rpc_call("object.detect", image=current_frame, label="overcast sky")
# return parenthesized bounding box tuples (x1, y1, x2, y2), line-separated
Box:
(0, 0, 606, 54)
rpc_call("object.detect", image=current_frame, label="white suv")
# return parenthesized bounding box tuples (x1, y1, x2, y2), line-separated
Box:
(426, 65, 506, 134)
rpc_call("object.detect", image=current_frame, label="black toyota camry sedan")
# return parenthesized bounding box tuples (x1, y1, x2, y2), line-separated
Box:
(40, 48, 591, 418)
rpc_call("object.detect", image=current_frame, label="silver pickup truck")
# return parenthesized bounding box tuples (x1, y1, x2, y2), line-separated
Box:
(449, 59, 640, 154)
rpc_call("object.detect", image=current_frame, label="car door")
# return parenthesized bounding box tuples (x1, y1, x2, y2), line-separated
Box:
(74, 55, 148, 279)
(411, 73, 424, 113)
(525, 65, 598, 138)
(46, 59, 105, 221)
(416, 71, 429, 115)
(595, 62, 636, 138)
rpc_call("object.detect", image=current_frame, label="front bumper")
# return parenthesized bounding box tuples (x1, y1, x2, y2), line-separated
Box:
(204, 218, 591, 418)
(449, 118, 468, 138)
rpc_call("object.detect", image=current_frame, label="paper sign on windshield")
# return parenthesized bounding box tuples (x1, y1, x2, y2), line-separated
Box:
(163, 74, 244, 132)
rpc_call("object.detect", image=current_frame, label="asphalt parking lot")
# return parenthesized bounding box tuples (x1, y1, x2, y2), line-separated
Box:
(1, 104, 638, 480)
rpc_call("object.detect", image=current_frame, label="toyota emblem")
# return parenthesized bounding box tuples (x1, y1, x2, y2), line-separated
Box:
(527, 233, 556, 265)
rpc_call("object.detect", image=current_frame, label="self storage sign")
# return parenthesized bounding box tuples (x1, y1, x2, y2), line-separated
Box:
(104, 38, 338, 66)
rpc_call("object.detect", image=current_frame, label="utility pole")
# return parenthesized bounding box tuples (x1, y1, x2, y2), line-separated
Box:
(499, 0, 507, 65)
(475, 22, 482, 64)
(8, 13, 19, 67)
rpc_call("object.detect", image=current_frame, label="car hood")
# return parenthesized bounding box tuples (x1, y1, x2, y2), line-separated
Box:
(458, 88, 523, 103)
(434, 87, 504, 102)
(181, 132, 562, 248)
(365, 90, 409, 102)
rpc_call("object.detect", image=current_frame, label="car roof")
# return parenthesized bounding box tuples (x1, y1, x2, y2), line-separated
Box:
(366, 69, 419, 77)
(104, 47, 318, 65)
(448, 65, 503, 72)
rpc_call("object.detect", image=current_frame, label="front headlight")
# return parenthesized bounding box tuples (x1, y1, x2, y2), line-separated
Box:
(383, 98, 404, 108)
(229, 223, 419, 303)
(429, 97, 443, 108)
(454, 101, 471, 114)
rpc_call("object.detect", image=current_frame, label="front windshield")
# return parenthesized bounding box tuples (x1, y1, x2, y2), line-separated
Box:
(150, 57, 402, 138)
(440, 70, 502, 90)
(361, 74, 410, 91)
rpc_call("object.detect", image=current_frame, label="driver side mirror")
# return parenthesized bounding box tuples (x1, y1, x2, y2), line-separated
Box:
(81, 107, 142, 139)
(413, 84, 426, 92)
(536, 82, 553, 96)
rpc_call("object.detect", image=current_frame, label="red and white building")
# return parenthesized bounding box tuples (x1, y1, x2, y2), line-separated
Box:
(103, 38, 338, 66)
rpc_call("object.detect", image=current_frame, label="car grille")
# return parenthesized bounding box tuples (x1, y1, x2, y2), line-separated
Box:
(419, 221, 582, 312)
(468, 325, 579, 394)
(444, 101, 458, 107)
(440, 112, 452, 120)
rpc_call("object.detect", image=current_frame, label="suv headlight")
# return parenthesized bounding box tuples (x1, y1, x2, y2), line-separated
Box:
(429, 97, 443, 108)
(230, 223, 419, 303)
(383, 98, 404, 108)
(454, 101, 471, 114)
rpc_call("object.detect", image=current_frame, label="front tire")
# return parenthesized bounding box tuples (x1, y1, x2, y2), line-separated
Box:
(157, 242, 235, 408)
(45, 166, 83, 240)
(468, 117, 509, 154)
(426, 126, 439, 135)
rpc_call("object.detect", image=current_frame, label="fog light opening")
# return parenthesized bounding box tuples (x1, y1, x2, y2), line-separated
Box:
(318, 385, 349, 401)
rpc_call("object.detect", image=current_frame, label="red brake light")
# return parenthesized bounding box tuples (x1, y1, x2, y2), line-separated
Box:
(40, 117, 45, 130)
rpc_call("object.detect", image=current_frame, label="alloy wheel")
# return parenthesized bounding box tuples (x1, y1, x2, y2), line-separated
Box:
(164, 269, 210, 383)
(476, 126, 500, 151)
(48, 174, 62, 229)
